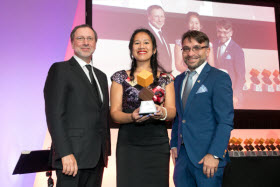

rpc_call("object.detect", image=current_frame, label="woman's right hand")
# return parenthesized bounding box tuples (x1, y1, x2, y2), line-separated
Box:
(131, 108, 151, 123)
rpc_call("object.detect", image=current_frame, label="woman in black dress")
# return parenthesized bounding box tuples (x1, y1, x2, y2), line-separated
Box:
(110, 28, 176, 187)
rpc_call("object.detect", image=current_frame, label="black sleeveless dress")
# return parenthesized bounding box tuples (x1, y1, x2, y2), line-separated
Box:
(111, 70, 174, 187)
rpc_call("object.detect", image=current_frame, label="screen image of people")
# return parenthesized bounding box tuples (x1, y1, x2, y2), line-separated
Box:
(174, 12, 215, 73)
(92, 1, 280, 110)
(213, 19, 246, 108)
(146, 5, 172, 72)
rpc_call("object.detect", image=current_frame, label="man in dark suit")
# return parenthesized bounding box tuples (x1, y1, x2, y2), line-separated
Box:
(170, 30, 234, 187)
(146, 5, 172, 72)
(44, 24, 111, 187)
(213, 19, 245, 108)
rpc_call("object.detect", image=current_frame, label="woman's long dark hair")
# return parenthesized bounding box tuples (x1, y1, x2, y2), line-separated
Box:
(128, 28, 163, 83)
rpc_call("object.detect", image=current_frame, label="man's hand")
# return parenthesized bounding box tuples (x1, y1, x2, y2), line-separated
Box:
(198, 154, 219, 178)
(171, 148, 178, 165)
(61, 154, 78, 177)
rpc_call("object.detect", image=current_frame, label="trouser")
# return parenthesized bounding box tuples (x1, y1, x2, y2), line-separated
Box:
(56, 154, 104, 187)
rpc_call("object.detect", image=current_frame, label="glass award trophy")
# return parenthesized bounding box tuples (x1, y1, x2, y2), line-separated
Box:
(276, 138, 280, 155)
(244, 138, 256, 156)
(261, 69, 274, 92)
(266, 138, 278, 156)
(249, 68, 262, 92)
(137, 70, 156, 115)
(257, 138, 268, 156)
(272, 70, 280, 92)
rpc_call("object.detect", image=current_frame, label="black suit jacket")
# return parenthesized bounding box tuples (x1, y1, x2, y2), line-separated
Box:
(147, 24, 172, 72)
(44, 57, 111, 169)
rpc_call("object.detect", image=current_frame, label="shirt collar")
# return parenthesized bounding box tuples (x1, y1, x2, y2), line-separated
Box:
(149, 22, 161, 33)
(222, 37, 231, 47)
(74, 55, 93, 68)
(185, 61, 207, 76)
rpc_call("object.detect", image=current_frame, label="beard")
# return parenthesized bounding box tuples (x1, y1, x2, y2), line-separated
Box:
(184, 55, 205, 71)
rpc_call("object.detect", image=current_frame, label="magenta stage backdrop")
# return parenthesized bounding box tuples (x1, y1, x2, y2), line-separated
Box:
(0, 0, 79, 186)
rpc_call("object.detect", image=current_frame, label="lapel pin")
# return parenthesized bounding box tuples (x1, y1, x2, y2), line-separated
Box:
(197, 80, 200, 83)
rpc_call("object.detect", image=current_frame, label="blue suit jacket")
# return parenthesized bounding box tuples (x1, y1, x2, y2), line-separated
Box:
(213, 39, 245, 98)
(170, 63, 234, 168)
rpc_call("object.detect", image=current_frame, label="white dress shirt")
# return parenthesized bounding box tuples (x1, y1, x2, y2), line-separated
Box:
(148, 22, 170, 56)
(181, 61, 207, 98)
(74, 55, 103, 102)
(217, 37, 231, 59)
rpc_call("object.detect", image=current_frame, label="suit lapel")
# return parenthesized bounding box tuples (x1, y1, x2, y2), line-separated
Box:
(68, 57, 100, 105)
(222, 40, 233, 62)
(175, 73, 186, 116)
(93, 67, 106, 108)
(161, 31, 171, 58)
(149, 25, 171, 58)
(184, 63, 211, 115)
(213, 40, 219, 61)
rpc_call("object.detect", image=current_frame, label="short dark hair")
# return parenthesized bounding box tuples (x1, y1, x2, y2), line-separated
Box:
(128, 28, 161, 81)
(70, 24, 98, 42)
(216, 19, 233, 30)
(181, 30, 209, 46)
(147, 5, 164, 16)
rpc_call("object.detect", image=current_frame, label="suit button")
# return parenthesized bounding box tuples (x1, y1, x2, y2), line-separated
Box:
(182, 120, 186, 123)
(180, 134, 182, 138)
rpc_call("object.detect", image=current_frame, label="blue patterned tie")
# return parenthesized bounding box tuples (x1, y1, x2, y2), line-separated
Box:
(182, 71, 196, 110)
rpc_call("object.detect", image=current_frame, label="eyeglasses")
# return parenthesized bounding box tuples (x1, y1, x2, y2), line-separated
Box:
(181, 45, 208, 53)
(217, 30, 232, 35)
(75, 36, 94, 42)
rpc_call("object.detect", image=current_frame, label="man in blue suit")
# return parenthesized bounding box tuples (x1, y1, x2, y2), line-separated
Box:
(170, 30, 234, 187)
(213, 19, 245, 108)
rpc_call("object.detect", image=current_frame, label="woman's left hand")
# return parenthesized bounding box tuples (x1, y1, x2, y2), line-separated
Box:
(150, 104, 165, 120)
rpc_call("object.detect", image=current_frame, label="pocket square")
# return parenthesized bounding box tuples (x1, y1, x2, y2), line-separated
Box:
(225, 54, 232, 59)
(196, 84, 208, 94)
